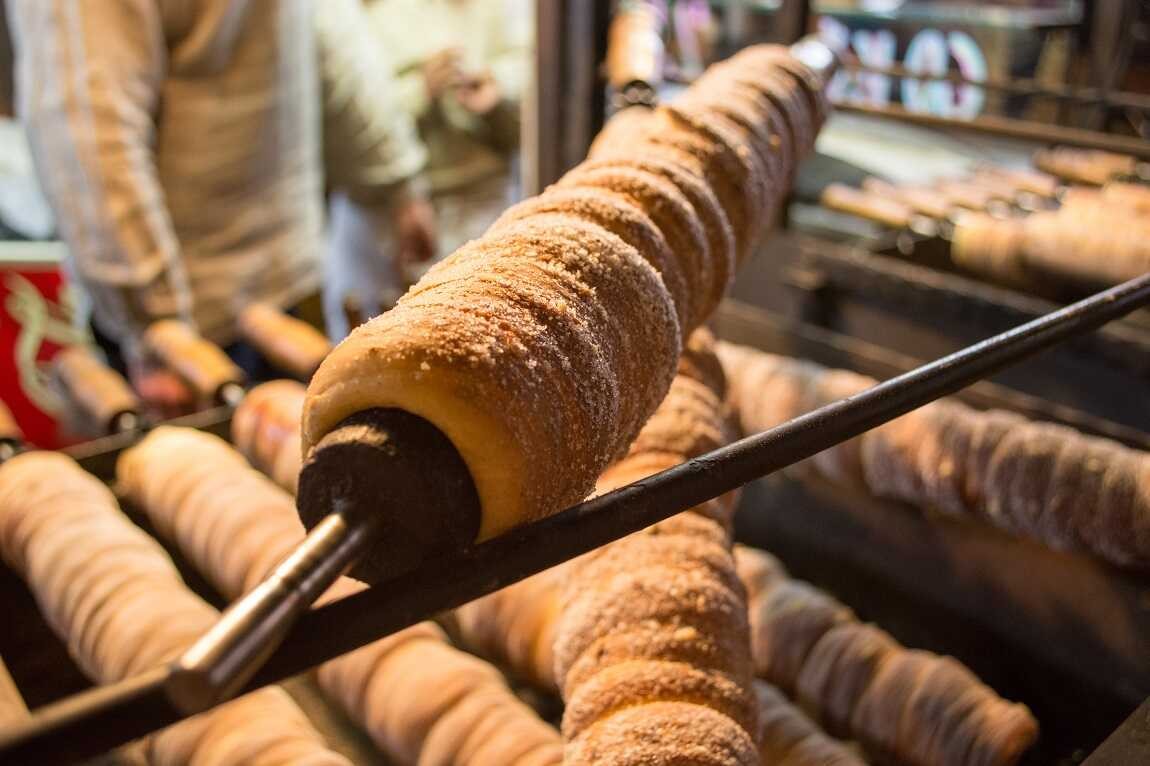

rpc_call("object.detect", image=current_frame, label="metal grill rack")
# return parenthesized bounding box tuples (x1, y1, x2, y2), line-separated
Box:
(762, 8, 1150, 433)
(714, 299, 1150, 763)
(4, 5, 1150, 763)
(0, 274, 1148, 764)
(781, 236, 1150, 431)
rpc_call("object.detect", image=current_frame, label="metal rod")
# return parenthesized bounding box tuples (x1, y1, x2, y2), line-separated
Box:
(838, 61, 1150, 112)
(269, 270, 1150, 673)
(217, 381, 246, 410)
(109, 411, 141, 437)
(836, 102, 1150, 160)
(1083, 696, 1150, 765)
(167, 511, 379, 713)
(0, 668, 172, 765)
(5, 272, 1150, 764)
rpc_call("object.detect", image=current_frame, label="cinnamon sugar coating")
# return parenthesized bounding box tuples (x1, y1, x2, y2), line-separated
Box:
(736, 546, 1038, 765)
(303, 46, 822, 545)
(720, 339, 1150, 568)
(556, 331, 760, 764)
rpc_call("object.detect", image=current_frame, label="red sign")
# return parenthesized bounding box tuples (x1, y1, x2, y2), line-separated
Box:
(0, 252, 86, 448)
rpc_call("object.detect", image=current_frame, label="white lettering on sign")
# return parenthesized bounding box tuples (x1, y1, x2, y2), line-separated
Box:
(818, 17, 988, 119)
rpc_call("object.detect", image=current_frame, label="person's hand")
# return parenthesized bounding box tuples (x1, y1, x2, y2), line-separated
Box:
(454, 73, 502, 115)
(423, 48, 464, 101)
(127, 352, 195, 420)
(393, 196, 438, 267)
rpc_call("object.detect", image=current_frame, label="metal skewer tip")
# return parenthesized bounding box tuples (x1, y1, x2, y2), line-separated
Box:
(167, 511, 377, 711)
(110, 411, 142, 436)
(218, 382, 246, 409)
(169, 407, 479, 712)
(0, 440, 19, 463)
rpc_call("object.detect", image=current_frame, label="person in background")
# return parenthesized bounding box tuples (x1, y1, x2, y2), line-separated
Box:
(7, 0, 435, 413)
(324, 0, 528, 337)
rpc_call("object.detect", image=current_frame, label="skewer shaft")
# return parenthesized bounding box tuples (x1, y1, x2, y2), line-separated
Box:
(167, 511, 378, 712)
(217, 381, 247, 409)
(171, 406, 479, 712)
(4, 272, 1150, 764)
(110, 411, 141, 436)
(271, 270, 1150, 677)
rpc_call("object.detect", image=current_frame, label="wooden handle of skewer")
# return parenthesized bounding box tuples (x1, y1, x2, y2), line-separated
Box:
(821, 183, 913, 229)
(606, 3, 665, 93)
(862, 177, 952, 220)
(967, 172, 1024, 202)
(0, 399, 20, 444)
(142, 320, 245, 403)
(53, 347, 141, 434)
(0, 656, 27, 725)
(935, 181, 1005, 211)
(236, 303, 331, 382)
(1034, 146, 1137, 186)
(976, 166, 1060, 199)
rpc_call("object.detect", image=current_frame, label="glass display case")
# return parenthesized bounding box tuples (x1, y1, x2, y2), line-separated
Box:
(814, 1, 1084, 121)
(704, 1, 1086, 120)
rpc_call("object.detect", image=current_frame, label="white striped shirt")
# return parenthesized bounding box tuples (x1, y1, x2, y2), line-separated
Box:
(9, 0, 426, 347)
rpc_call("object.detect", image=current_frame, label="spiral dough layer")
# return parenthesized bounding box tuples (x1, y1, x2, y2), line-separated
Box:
(718, 340, 1150, 568)
(231, 380, 307, 494)
(736, 546, 1038, 766)
(554, 330, 759, 765)
(951, 184, 1150, 290)
(0, 451, 348, 765)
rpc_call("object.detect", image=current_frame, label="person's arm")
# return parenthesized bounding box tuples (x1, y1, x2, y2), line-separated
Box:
(486, 0, 533, 110)
(444, 0, 532, 151)
(9, 0, 192, 351)
(393, 51, 448, 126)
(317, 0, 428, 207)
(317, 0, 435, 265)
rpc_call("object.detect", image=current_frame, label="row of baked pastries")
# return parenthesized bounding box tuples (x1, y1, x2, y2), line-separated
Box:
(0, 43, 1051, 766)
(117, 426, 563, 766)
(0, 435, 1038, 765)
(718, 341, 1150, 569)
(162, 342, 1043, 766)
(0, 451, 352, 765)
(227, 334, 857, 765)
(249, 40, 1039, 764)
(224, 337, 1038, 766)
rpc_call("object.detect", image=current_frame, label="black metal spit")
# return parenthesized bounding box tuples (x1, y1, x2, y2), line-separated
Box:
(2, 272, 1149, 765)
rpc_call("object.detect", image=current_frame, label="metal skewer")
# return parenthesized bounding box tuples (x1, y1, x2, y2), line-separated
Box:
(166, 407, 481, 711)
(108, 411, 142, 436)
(5, 271, 1150, 765)
(0, 437, 21, 464)
(0, 399, 24, 464)
(141, 320, 247, 411)
(216, 381, 246, 410)
(52, 347, 146, 438)
(166, 511, 380, 710)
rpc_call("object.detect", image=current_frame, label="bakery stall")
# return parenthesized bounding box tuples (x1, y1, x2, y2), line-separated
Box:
(0, 2, 1148, 766)
(536, 1, 1150, 762)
